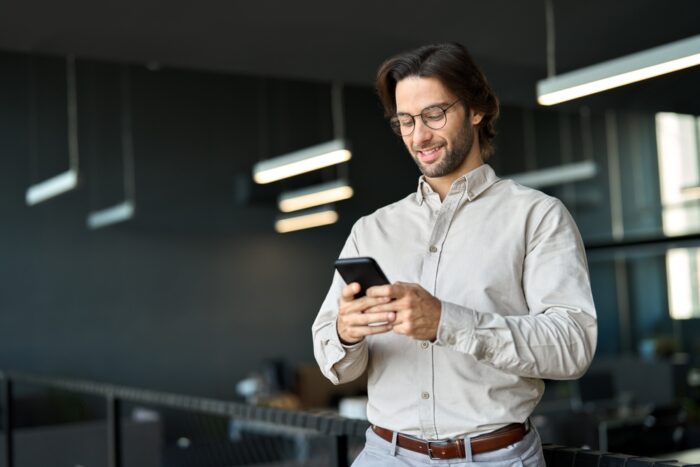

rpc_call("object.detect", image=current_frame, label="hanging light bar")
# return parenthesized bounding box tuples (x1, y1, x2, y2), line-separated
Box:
(86, 66, 137, 230)
(278, 179, 353, 213)
(275, 205, 338, 233)
(26, 55, 80, 205)
(87, 200, 134, 229)
(253, 139, 351, 184)
(509, 160, 597, 189)
(26, 169, 79, 205)
(537, 34, 700, 106)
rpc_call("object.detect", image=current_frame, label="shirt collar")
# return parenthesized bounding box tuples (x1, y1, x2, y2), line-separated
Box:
(415, 164, 500, 205)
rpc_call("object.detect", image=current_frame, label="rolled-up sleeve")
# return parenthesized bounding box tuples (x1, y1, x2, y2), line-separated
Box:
(311, 224, 370, 385)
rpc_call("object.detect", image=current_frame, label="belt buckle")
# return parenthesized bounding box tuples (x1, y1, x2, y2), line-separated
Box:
(426, 439, 452, 460)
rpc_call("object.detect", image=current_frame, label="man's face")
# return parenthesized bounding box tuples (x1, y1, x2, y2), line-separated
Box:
(394, 76, 480, 179)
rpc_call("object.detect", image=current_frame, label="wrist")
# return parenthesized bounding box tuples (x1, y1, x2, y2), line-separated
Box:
(336, 319, 362, 345)
(339, 334, 363, 346)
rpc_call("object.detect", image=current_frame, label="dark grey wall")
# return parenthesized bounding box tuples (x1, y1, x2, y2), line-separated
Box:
(0, 51, 419, 398)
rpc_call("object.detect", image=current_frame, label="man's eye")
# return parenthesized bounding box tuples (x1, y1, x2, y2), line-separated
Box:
(398, 117, 414, 127)
(423, 109, 444, 121)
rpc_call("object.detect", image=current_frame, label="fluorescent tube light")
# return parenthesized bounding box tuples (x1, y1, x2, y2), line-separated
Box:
(278, 179, 353, 213)
(509, 161, 597, 189)
(87, 201, 134, 229)
(537, 34, 700, 105)
(682, 186, 700, 199)
(26, 169, 79, 205)
(253, 139, 351, 184)
(275, 206, 338, 233)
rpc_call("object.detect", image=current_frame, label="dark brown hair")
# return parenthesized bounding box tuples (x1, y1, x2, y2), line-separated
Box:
(376, 42, 500, 160)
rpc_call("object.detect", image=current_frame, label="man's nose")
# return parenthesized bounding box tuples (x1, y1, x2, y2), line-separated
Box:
(412, 119, 433, 145)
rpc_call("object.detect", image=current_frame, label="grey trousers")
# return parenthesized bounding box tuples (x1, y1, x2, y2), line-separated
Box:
(351, 425, 545, 466)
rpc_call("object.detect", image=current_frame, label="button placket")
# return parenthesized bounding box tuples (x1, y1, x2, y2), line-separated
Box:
(416, 186, 465, 439)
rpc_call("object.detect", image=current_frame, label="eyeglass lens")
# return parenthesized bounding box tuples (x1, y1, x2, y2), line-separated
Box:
(390, 104, 453, 136)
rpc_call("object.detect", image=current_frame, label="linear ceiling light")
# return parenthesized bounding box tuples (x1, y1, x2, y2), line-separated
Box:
(86, 66, 137, 230)
(509, 160, 597, 189)
(26, 56, 80, 205)
(278, 179, 353, 213)
(537, 34, 700, 106)
(87, 201, 134, 229)
(253, 139, 351, 184)
(26, 169, 79, 205)
(274, 206, 338, 233)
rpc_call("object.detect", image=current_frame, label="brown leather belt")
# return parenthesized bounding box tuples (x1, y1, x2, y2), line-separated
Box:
(371, 423, 527, 460)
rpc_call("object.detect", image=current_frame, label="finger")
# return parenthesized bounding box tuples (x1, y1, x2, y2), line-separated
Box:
(363, 323, 394, 335)
(351, 323, 394, 337)
(366, 283, 401, 298)
(344, 310, 396, 327)
(364, 300, 400, 314)
(339, 296, 391, 315)
(340, 282, 361, 302)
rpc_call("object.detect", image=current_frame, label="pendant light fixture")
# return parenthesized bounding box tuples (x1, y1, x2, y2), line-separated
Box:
(277, 179, 353, 213)
(271, 82, 353, 233)
(536, 0, 700, 106)
(86, 66, 136, 229)
(274, 205, 339, 233)
(253, 139, 351, 184)
(25, 55, 80, 205)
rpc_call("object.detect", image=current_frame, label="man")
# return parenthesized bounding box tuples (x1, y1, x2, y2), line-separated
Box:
(312, 42, 597, 465)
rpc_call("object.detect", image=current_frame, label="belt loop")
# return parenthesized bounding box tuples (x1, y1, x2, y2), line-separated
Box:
(462, 434, 473, 461)
(389, 430, 398, 456)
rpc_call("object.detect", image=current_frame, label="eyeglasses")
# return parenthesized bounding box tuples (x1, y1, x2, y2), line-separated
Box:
(389, 100, 461, 136)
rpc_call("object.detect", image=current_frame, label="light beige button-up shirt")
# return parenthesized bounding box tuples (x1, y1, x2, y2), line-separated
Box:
(312, 164, 597, 439)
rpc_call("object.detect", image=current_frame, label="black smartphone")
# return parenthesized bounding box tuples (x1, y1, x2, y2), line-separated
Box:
(334, 257, 390, 298)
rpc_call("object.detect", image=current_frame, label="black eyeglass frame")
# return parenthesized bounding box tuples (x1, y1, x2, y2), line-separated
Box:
(389, 99, 462, 136)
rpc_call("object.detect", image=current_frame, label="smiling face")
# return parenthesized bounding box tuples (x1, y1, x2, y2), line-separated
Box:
(395, 76, 484, 182)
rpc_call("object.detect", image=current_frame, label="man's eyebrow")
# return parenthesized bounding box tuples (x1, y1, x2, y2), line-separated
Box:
(395, 102, 451, 115)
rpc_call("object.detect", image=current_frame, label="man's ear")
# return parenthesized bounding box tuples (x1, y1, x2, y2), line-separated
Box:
(470, 110, 484, 126)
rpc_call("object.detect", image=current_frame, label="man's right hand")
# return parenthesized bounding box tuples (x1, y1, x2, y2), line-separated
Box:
(336, 282, 396, 345)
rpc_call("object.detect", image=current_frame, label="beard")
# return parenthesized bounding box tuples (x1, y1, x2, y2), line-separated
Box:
(411, 122, 475, 178)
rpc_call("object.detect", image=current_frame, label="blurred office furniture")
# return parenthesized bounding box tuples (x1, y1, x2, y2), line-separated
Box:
(534, 355, 695, 456)
(295, 364, 367, 410)
(2, 370, 699, 466)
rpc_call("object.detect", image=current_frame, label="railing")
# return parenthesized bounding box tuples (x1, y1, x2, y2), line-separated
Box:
(0, 370, 696, 466)
(542, 445, 698, 466)
(0, 370, 368, 467)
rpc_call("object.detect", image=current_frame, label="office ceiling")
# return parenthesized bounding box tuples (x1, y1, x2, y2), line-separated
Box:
(1, 0, 699, 109)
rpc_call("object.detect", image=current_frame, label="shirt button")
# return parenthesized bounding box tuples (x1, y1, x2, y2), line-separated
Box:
(429, 245, 438, 253)
(421, 341, 429, 349)
(421, 392, 430, 400)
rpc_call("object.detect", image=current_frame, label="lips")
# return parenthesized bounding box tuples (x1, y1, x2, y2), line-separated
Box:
(417, 145, 444, 163)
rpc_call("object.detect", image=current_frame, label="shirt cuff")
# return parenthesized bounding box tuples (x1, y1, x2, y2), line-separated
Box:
(341, 339, 365, 350)
(435, 301, 479, 354)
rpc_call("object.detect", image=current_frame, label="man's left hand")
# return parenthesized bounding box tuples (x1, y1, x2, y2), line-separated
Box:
(366, 282, 441, 341)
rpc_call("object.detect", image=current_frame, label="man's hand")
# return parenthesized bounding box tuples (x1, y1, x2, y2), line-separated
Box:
(366, 282, 441, 341)
(336, 282, 396, 345)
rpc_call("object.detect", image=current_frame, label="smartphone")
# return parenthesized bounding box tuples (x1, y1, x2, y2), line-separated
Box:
(334, 256, 390, 298)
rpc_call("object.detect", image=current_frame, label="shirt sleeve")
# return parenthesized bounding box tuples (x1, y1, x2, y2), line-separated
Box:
(435, 198, 598, 380)
(311, 223, 370, 385)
